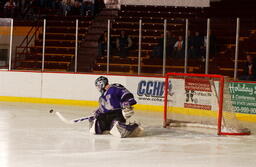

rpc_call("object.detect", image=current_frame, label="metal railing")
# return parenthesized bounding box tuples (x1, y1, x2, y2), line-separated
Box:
(14, 20, 42, 68)
(2, 17, 256, 81)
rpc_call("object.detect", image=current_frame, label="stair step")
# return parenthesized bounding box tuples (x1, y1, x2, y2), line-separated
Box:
(88, 28, 105, 34)
(91, 22, 108, 28)
(46, 15, 93, 20)
(22, 60, 71, 65)
(84, 34, 101, 40)
(42, 39, 78, 42)
(46, 26, 88, 29)
(43, 32, 86, 36)
(39, 33, 85, 40)
(16, 67, 69, 72)
(16, 52, 74, 57)
(46, 20, 91, 27)
(36, 53, 74, 57)
(29, 47, 75, 54)
(32, 46, 75, 49)
(35, 41, 77, 47)
(99, 9, 119, 16)
(46, 28, 88, 34)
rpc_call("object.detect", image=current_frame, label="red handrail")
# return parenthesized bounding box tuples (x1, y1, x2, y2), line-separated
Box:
(18, 20, 42, 51)
(15, 20, 42, 68)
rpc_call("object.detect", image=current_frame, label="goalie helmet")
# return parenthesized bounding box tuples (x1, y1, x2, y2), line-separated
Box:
(95, 76, 109, 94)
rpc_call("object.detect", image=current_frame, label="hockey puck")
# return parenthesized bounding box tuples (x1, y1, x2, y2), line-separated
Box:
(49, 109, 54, 113)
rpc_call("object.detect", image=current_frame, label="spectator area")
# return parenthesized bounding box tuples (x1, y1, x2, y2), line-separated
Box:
(93, 2, 256, 76)
(1, 0, 256, 77)
(93, 5, 207, 75)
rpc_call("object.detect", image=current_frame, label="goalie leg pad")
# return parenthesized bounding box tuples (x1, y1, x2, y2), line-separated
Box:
(110, 120, 143, 138)
(89, 118, 103, 134)
(129, 125, 144, 137)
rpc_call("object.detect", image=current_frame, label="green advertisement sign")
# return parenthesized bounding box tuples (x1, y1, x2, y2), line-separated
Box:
(229, 82, 256, 114)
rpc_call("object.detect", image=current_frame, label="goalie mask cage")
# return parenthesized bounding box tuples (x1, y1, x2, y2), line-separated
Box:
(163, 73, 250, 135)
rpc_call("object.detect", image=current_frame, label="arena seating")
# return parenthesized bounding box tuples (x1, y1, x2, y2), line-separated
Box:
(93, 5, 207, 75)
(94, 1, 256, 77)
(15, 15, 92, 71)
(12, 0, 256, 76)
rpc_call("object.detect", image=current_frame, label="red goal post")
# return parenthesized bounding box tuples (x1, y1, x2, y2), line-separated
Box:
(163, 73, 250, 136)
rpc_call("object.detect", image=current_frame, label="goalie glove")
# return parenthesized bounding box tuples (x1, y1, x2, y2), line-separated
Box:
(122, 107, 134, 119)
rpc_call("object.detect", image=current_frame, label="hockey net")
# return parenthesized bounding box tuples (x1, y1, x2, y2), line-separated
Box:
(163, 73, 250, 135)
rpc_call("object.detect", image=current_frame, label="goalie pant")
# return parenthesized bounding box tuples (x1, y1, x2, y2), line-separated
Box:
(89, 111, 140, 138)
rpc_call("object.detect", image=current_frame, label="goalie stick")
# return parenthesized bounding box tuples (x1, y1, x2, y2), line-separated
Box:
(49, 109, 94, 124)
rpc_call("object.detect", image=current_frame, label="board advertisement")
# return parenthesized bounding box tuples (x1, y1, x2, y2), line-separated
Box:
(229, 82, 256, 114)
(127, 77, 165, 106)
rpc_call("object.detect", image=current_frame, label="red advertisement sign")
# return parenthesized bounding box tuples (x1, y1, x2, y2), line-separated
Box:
(185, 78, 212, 92)
(184, 78, 212, 110)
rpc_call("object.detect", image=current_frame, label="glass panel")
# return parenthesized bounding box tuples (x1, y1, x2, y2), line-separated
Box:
(13, 19, 43, 71)
(75, 15, 94, 73)
(166, 18, 186, 74)
(209, 18, 236, 76)
(107, 17, 138, 75)
(0, 18, 11, 69)
(43, 18, 77, 72)
(237, 18, 256, 81)
(40, 16, 91, 73)
(95, 22, 108, 73)
(108, 18, 116, 74)
(140, 17, 164, 76)
(188, 18, 207, 74)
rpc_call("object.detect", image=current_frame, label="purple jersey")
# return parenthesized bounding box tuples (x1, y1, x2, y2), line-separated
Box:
(98, 84, 137, 113)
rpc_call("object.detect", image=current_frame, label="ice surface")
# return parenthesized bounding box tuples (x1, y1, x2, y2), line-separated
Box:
(0, 101, 256, 167)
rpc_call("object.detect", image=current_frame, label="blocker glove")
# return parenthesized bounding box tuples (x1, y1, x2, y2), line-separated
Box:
(121, 101, 135, 119)
(122, 107, 134, 119)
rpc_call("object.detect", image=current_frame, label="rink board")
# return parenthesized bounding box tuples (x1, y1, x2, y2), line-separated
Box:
(0, 71, 256, 123)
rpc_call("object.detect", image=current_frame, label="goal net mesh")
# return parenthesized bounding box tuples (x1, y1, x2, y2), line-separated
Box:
(164, 73, 250, 135)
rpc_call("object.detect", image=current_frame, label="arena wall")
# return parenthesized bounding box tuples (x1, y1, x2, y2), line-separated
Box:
(0, 71, 164, 110)
(0, 70, 256, 123)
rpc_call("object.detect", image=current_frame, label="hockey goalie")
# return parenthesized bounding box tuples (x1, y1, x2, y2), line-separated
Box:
(89, 76, 144, 138)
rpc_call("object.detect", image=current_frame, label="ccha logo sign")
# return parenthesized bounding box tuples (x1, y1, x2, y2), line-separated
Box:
(137, 80, 173, 97)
